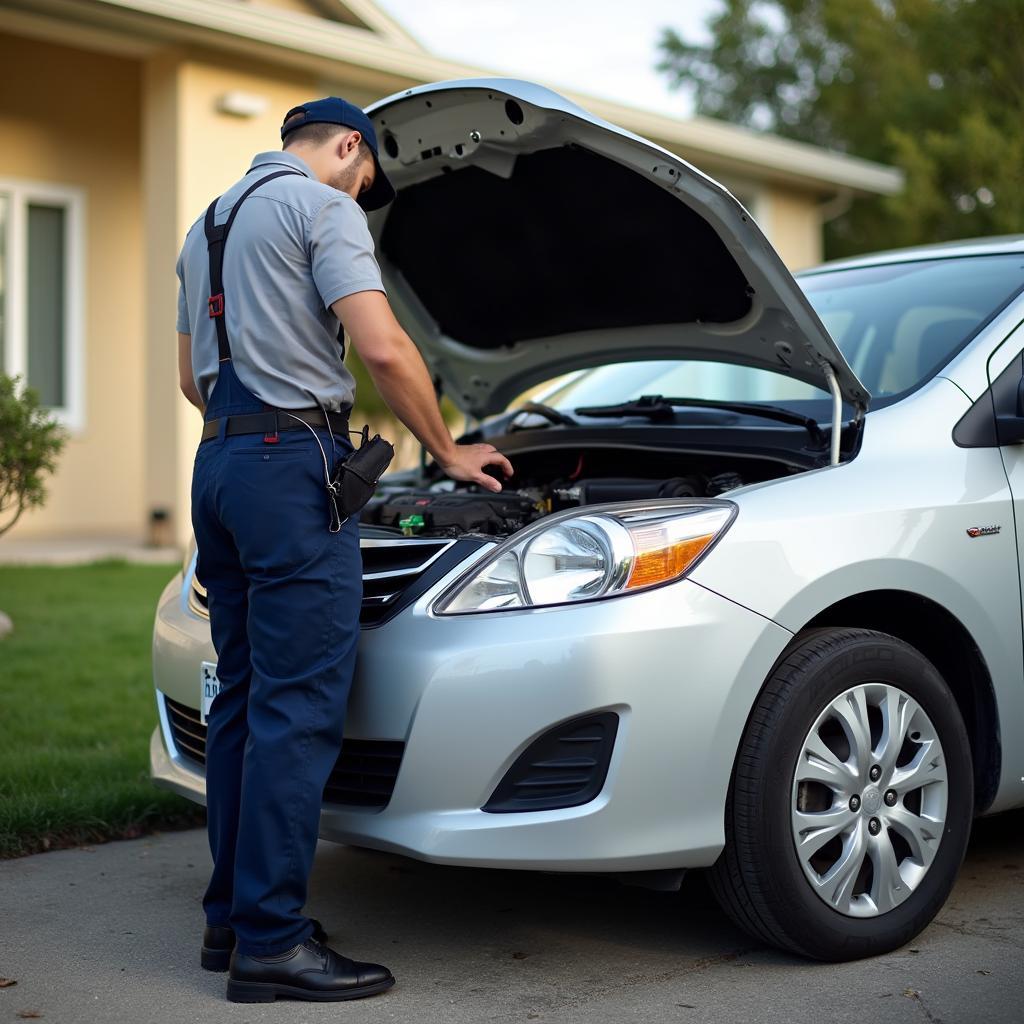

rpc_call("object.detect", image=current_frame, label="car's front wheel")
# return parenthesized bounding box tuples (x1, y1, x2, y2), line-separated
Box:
(710, 627, 973, 961)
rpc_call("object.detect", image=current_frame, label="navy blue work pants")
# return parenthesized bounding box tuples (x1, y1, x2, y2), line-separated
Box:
(190, 361, 361, 956)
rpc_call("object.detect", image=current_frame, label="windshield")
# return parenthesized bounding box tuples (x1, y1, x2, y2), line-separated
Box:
(522, 254, 1024, 413)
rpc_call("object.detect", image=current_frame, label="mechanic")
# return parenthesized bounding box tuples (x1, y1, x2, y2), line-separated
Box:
(175, 96, 513, 1004)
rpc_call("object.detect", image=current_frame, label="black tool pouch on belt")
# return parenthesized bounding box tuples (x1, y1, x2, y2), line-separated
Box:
(327, 426, 395, 530)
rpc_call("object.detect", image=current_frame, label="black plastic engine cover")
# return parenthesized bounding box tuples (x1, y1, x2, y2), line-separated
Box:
(554, 475, 705, 507)
(364, 490, 541, 537)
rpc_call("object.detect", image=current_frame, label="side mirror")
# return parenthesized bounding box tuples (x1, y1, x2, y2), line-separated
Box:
(995, 376, 1024, 445)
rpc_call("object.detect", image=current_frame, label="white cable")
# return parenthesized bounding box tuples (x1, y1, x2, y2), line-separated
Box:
(280, 412, 347, 532)
(281, 412, 333, 486)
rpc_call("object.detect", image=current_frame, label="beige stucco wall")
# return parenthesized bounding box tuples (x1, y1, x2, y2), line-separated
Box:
(756, 185, 824, 271)
(173, 54, 378, 229)
(0, 33, 144, 540)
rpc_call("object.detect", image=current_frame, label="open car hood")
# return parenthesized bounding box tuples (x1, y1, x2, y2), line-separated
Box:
(365, 79, 868, 418)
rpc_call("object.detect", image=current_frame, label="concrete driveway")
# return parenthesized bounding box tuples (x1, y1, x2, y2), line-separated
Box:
(1, 811, 1021, 1023)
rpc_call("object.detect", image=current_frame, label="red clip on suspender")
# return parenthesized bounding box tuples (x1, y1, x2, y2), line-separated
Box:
(203, 168, 303, 362)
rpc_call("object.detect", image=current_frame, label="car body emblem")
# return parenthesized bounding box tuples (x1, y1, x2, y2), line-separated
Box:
(966, 525, 1001, 538)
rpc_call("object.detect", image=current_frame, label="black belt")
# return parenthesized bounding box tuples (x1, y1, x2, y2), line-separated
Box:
(200, 407, 350, 443)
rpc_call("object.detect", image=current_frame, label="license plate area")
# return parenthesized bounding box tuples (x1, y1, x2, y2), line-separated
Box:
(200, 661, 221, 725)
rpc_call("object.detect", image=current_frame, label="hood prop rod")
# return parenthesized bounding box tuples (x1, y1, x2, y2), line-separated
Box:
(822, 363, 843, 466)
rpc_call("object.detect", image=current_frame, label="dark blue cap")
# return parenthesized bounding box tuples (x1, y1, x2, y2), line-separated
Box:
(281, 97, 395, 212)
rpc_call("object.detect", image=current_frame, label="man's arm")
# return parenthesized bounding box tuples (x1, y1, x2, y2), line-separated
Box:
(333, 291, 513, 492)
(178, 333, 205, 414)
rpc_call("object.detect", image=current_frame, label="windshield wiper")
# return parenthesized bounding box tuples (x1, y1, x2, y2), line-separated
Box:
(574, 394, 826, 447)
(510, 402, 578, 429)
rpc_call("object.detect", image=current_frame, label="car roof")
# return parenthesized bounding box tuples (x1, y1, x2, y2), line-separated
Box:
(797, 234, 1024, 277)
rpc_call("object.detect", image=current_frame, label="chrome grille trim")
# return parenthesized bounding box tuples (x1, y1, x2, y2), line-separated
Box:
(187, 537, 456, 623)
(359, 537, 455, 576)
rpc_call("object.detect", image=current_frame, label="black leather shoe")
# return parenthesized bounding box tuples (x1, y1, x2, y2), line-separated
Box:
(201, 918, 328, 972)
(226, 937, 394, 1002)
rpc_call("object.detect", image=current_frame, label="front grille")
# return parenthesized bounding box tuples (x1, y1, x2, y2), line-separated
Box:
(483, 712, 620, 813)
(189, 536, 462, 627)
(358, 537, 454, 626)
(165, 696, 208, 764)
(164, 695, 404, 809)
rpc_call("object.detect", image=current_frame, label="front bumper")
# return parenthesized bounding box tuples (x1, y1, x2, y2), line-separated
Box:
(151, 558, 792, 872)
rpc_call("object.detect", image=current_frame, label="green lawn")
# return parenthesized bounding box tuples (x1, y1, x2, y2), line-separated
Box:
(0, 561, 205, 858)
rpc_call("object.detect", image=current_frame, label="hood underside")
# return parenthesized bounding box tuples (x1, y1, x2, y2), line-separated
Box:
(366, 79, 869, 418)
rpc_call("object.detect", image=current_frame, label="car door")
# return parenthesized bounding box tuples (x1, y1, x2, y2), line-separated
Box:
(953, 317, 1024, 810)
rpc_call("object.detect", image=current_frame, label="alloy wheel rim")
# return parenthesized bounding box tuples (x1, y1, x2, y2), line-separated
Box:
(790, 682, 948, 918)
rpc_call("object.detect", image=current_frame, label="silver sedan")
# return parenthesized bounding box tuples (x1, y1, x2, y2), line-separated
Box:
(151, 78, 1024, 962)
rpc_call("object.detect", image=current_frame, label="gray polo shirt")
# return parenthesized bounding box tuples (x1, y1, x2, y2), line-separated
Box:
(176, 151, 385, 412)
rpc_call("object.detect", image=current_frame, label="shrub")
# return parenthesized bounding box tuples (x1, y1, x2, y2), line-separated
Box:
(0, 375, 67, 538)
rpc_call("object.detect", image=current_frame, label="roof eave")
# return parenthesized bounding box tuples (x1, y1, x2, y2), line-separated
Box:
(578, 102, 904, 197)
(5, 0, 904, 196)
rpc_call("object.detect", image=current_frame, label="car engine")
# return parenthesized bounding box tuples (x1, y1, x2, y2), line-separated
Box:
(361, 448, 752, 539)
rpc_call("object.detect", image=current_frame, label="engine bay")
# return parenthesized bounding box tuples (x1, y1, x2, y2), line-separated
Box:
(362, 444, 796, 539)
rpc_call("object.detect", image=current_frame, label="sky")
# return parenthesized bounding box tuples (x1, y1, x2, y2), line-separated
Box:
(373, 0, 719, 119)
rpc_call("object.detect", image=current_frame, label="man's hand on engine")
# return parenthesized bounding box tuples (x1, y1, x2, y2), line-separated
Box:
(437, 443, 514, 493)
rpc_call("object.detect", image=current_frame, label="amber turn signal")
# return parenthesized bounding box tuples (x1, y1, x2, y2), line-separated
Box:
(625, 528, 716, 589)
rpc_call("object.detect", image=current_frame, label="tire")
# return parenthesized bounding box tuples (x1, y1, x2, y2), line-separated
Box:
(709, 627, 974, 961)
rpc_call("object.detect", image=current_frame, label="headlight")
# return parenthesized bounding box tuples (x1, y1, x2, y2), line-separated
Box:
(435, 501, 735, 614)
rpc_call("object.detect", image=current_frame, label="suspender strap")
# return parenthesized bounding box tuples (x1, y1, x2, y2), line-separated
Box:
(204, 169, 303, 362)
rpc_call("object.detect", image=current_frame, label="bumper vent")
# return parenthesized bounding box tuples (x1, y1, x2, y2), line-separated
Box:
(163, 695, 404, 809)
(190, 535, 484, 628)
(483, 712, 619, 813)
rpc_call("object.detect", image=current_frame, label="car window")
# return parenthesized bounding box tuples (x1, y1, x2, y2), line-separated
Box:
(801, 254, 1024, 398)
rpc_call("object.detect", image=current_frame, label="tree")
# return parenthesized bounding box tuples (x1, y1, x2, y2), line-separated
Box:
(658, 0, 1024, 258)
(0, 375, 67, 538)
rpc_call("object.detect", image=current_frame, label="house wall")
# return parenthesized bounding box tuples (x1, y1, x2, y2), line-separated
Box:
(756, 185, 824, 271)
(0, 33, 144, 540)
